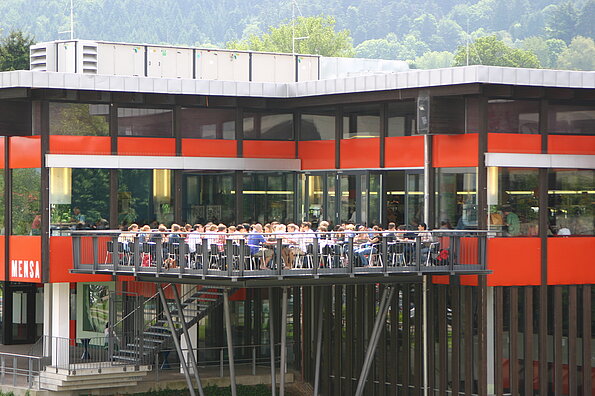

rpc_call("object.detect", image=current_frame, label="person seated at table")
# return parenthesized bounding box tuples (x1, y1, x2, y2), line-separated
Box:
(385, 222, 397, 243)
(168, 224, 183, 245)
(247, 223, 273, 269)
(416, 223, 434, 263)
(138, 225, 152, 244)
(354, 225, 382, 267)
(118, 223, 138, 245)
(282, 223, 301, 269)
(354, 225, 369, 247)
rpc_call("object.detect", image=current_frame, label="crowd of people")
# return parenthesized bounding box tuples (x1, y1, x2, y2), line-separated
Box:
(115, 220, 436, 270)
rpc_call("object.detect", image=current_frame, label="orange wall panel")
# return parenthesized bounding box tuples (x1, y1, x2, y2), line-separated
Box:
(547, 237, 595, 285)
(49, 236, 112, 283)
(118, 137, 176, 156)
(433, 134, 478, 168)
(486, 237, 541, 286)
(340, 138, 380, 169)
(0, 137, 5, 169)
(487, 133, 541, 154)
(243, 140, 296, 159)
(548, 135, 595, 155)
(9, 236, 41, 283)
(385, 136, 424, 167)
(9, 136, 41, 168)
(49, 136, 111, 155)
(298, 141, 335, 170)
(182, 139, 238, 157)
(0, 236, 4, 281)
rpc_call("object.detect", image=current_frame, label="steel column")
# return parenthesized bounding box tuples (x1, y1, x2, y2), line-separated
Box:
(157, 285, 196, 396)
(280, 287, 289, 396)
(172, 286, 205, 396)
(354, 285, 395, 396)
(313, 287, 324, 396)
(223, 289, 238, 396)
(269, 287, 277, 396)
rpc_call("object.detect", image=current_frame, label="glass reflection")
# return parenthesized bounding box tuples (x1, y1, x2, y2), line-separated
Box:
(183, 171, 235, 225)
(488, 167, 539, 236)
(243, 172, 295, 223)
(11, 168, 41, 235)
(118, 169, 173, 227)
(49, 103, 109, 136)
(548, 169, 594, 236)
(435, 168, 477, 230)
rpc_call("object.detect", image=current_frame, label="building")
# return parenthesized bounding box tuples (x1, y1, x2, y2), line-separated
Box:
(0, 40, 592, 395)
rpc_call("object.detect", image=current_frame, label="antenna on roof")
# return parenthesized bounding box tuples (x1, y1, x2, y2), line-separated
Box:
(291, 0, 309, 55)
(59, 0, 74, 40)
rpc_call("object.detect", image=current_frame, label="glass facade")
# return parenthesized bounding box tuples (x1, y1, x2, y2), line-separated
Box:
(243, 172, 295, 223)
(300, 108, 335, 140)
(243, 112, 293, 140)
(11, 168, 41, 235)
(183, 171, 236, 225)
(487, 99, 540, 134)
(548, 169, 594, 236)
(435, 168, 477, 230)
(548, 103, 595, 135)
(180, 107, 235, 139)
(49, 103, 110, 136)
(50, 168, 110, 233)
(387, 101, 416, 137)
(386, 171, 424, 228)
(343, 104, 380, 139)
(118, 169, 174, 227)
(488, 167, 539, 236)
(117, 108, 173, 137)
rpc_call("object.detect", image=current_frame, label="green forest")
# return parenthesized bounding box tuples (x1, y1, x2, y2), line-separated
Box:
(0, 0, 593, 70)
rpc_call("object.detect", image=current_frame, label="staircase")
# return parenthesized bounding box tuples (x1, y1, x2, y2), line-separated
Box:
(111, 285, 230, 366)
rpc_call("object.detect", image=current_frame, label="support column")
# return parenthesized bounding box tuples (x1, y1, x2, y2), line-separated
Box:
(313, 287, 324, 396)
(269, 287, 277, 396)
(486, 287, 495, 396)
(43, 283, 52, 357)
(51, 283, 70, 367)
(279, 287, 289, 396)
(223, 289, 238, 396)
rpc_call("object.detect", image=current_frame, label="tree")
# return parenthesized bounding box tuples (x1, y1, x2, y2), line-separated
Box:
(413, 51, 454, 69)
(355, 34, 402, 60)
(227, 16, 355, 57)
(545, 1, 578, 43)
(577, 0, 595, 40)
(556, 36, 595, 71)
(522, 36, 567, 68)
(453, 35, 541, 68)
(0, 30, 35, 71)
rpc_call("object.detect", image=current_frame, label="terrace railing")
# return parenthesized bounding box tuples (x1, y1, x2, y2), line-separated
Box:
(70, 230, 488, 281)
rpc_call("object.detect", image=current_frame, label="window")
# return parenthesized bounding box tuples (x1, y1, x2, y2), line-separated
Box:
(300, 107, 336, 140)
(118, 169, 173, 227)
(117, 108, 173, 137)
(183, 171, 236, 225)
(243, 112, 293, 140)
(243, 172, 295, 223)
(488, 99, 539, 134)
(180, 107, 235, 139)
(548, 169, 594, 236)
(49, 103, 109, 136)
(0, 101, 31, 136)
(436, 168, 477, 230)
(548, 103, 595, 135)
(488, 167, 539, 236)
(387, 101, 415, 137)
(11, 168, 41, 235)
(50, 168, 110, 234)
(343, 104, 380, 139)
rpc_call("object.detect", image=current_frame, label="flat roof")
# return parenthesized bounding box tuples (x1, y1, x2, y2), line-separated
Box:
(1, 66, 594, 98)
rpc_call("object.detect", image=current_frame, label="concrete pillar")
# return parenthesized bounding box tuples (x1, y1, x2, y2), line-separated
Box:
(51, 283, 70, 367)
(486, 287, 495, 396)
(180, 285, 199, 374)
(43, 283, 52, 357)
